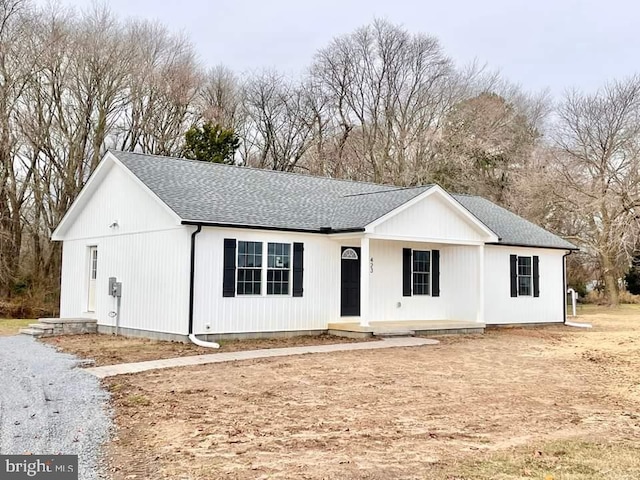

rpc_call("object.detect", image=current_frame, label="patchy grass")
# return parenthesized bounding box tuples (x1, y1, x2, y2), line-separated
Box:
(449, 439, 640, 479)
(103, 308, 640, 479)
(123, 394, 151, 407)
(575, 303, 640, 316)
(0, 318, 32, 336)
(40, 333, 373, 367)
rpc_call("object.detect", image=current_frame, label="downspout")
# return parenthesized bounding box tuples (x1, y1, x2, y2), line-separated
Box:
(562, 250, 571, 324)
(188, 224, 220, 348)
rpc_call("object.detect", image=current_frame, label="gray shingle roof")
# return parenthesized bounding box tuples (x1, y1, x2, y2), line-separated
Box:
(111, 151, 577, 250)
(453, 194, 577, 250)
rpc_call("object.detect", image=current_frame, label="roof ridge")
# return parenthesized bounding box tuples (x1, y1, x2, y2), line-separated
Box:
(450, 192, 476, 197)
(341, 185, 432, 198)
(109, 149, 401, 190)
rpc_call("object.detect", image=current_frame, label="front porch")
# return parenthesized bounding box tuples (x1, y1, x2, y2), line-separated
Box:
(329, 233, 487, 330)
(328, 319, 485, 338)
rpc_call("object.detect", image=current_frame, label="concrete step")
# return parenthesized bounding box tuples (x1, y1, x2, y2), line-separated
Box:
(19, 328, 44, 337)
(39, 318, 97, 324)
(28, 323, 54, 331)
(373, 330, 416, 337)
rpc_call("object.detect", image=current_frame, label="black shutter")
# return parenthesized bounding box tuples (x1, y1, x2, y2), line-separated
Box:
(431, 249, 440, 297)
(293, 242, 304, 297)
(533, 255, 540, 297)
(510, 254, 518, 297)
(403, 248, 412, 296)
(223, 238, 236, 297)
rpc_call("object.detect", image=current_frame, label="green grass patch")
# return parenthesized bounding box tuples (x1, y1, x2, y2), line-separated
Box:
(0, 318, 33, 336)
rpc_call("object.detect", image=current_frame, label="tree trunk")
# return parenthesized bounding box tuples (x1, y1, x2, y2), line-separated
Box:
(601, 255, 619, 306)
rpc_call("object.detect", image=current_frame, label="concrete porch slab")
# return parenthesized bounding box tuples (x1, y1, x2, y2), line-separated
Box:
(328, 320, 485, 336)
(39, 318, 97, 324)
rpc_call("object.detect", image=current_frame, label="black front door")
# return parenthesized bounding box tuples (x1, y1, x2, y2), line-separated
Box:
(340, 247, 361, 316)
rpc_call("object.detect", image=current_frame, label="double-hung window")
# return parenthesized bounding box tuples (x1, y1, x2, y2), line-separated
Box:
(517, 256, 532, 296)
(267, 243, 290, 295)
(237, 241, 262, 295)
(236, 241, 291, 296)
(412, 250, 431, 295)
(225, 238, 303, 298)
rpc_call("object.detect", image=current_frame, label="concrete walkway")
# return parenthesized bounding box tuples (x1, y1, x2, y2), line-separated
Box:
(85, 336, 438, 378)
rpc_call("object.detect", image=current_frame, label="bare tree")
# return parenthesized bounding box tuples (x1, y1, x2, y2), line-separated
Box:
(116, 20, 202, 155)
(199, 65, 241, 130)
(549, 76, 640, 304)
(0, 0, 39, 294)
(436, 91, 543, 203)
(310, 19, 456, 185)
(239, 71, 314, 171)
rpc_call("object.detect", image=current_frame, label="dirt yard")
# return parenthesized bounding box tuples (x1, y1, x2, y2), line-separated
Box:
(104, 307, 640, 479)
(40, 333, 370, 366)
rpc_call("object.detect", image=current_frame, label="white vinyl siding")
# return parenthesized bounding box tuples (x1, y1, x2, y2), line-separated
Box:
(60, 228, 191, 333)
(194, 228, 337, 334)
(485, 246, 565, 324)
(58, 160, 190, 334)
(372, 191, 490, 242)
(368, 241, 479, 322)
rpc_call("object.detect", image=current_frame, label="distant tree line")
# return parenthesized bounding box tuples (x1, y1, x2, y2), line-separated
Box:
(0, 0, 638, 312)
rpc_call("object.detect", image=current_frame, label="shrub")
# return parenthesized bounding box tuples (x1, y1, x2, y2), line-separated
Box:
(582, 290, 607, 305)
(618, 290, 640, 304)
(582, 289, 640, 305)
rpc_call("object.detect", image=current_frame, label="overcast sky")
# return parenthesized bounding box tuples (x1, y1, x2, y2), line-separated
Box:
(49, 0, 639, 97)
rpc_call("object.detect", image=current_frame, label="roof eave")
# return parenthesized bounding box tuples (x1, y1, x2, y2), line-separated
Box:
(180, 220, 365, 235)
(486, 241, 579, 251)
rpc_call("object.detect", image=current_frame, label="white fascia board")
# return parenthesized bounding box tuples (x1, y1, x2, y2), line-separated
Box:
(326, 231, 366, 240)
(364, 185, 500, 242)
(367, 233, 485, 246)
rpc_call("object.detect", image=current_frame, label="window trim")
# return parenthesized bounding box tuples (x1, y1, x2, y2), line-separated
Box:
(235, 240, 293, 297)
(517, 255, 533, 297)
(412, 249, 431, 296)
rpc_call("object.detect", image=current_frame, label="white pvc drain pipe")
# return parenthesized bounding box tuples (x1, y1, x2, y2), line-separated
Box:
(565, 321, 592, 328)
(188, 333, 220, 348)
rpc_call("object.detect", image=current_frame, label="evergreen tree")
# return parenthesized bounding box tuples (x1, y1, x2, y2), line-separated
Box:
(625, 255, 640, 295)
(183, 122, 239, 164)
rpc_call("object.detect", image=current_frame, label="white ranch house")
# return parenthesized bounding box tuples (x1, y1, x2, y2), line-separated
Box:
(51, 151, 577, 342)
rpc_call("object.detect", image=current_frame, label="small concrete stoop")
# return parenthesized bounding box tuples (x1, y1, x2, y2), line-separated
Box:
(18, 327, 47, 337)
(20, 318, 97, 338)
(373, 329, 416, 338)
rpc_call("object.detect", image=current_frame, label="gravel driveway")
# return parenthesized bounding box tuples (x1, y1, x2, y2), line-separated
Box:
(0, 335, 111, 479)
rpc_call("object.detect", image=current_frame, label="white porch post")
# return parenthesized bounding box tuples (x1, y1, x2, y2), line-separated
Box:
(477, 244, 485, 324)
(360, 236, 370, 327)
